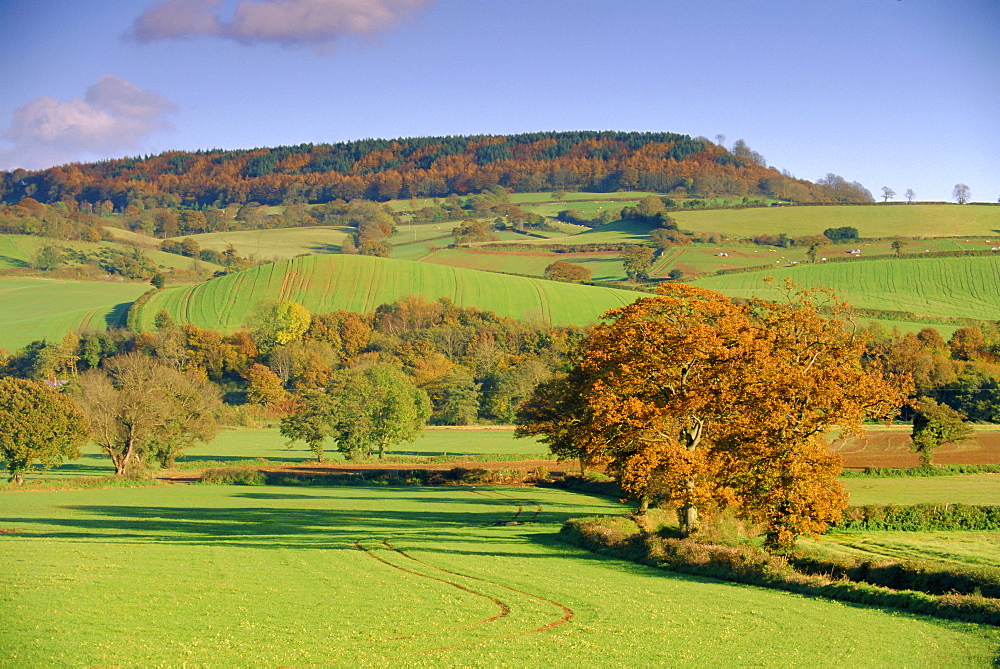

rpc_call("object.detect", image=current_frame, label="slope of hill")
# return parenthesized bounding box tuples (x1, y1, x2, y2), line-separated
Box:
(0, 277, 150, 352)
(691, 255, 1000, 320)
(129, 254, 644, 332)
(671, 204, 1000, 239)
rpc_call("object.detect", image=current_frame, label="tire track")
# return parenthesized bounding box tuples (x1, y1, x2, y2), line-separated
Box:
(352, 489, 572, 655)
(382, 536, 574, 653)
(353, 537, 510, 636)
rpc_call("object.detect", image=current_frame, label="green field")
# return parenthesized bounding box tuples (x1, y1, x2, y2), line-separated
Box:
(166, 226, 353, 261)
(672, 204, 1000, 239)
(0, 277, 150, 352)
(420, 248, 626, 281)
(3, 484, 997, 665)
(841, 474, 1000, 507)
(130, 254, 643, 332)
(691, 255, 1000, 320)
(0, 233, 220, 273)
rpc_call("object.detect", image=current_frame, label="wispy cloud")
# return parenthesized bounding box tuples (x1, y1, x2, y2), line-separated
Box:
(128, 0, 429, 51)
(0, 75, 175, 171)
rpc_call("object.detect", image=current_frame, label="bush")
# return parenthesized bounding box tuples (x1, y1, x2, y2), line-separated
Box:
(199, 467, 266, 485)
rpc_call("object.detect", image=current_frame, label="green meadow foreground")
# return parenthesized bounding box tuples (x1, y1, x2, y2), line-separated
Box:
(2, 484, 998, 666)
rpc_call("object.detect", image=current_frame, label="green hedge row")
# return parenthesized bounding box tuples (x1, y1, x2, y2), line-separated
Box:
(835, 503, 1000, 532)
(559, 517, 1000, 626)
(841, 464, 1000, 478)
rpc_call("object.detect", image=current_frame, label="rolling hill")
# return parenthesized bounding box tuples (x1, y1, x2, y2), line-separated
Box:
(691, 254, 1000, 321)
(129, 253, 644, 332)
(0, 277, 149, 352)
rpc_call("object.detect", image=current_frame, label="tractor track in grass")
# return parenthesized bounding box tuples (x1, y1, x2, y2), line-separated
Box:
(352, 489, 573, 654)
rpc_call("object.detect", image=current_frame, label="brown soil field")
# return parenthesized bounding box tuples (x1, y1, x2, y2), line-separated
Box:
(831, 427, 1000, 470)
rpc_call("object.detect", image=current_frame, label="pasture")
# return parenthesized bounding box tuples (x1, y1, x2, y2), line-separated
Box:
(166, 226, 353, 261)
(3, 484, 998, 665)
(0, 276, 149, 352)
(672, 204, 1000, 239)
(0, 233, 218, 273)
(691, 255, 1000, 320)
(129, 254, 643, 332)
(420, 248, 626, 282)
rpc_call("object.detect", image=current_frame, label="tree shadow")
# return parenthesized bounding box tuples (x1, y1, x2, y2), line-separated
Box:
(103, 302, 133, 328)
(0, 255, 29, 268)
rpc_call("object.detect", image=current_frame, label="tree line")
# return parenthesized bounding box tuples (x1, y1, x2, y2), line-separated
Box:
(1, 132, 872, 210)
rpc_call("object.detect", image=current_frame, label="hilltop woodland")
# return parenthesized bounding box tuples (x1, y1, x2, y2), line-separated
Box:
(0, 132, 873, 210)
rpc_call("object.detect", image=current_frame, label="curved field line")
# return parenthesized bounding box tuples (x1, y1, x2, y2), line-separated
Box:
(353, 537, 510, 636)
(382, 537, 574, 654)
(351, 490, 572, 654)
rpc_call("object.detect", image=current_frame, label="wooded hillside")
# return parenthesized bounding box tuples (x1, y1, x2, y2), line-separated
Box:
(0, 131, 872, 209)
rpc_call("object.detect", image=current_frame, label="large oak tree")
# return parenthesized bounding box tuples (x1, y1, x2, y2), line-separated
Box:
(517, 281, 908, 551)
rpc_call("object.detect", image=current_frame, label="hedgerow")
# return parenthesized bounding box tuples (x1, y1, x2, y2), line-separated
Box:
(559, 516, 1000, 626)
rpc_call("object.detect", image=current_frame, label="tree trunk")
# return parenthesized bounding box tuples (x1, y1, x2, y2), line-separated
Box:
(10, 472, 24, 485)
(680, 503, 698, 537)
(636, 495, 650, 515)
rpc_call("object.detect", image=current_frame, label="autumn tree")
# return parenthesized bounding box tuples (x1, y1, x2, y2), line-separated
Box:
(75, 354, 223, 474)
(910, 398, 973, 465)
(544, 261, 592, 283)
(0, 378, 90, 484)
(248, 299, 311, 354)
(517, 282, 906, 551)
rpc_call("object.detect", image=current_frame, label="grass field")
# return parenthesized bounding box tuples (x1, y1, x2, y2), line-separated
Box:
(2, 484, 997, 665)
(691, 254, 1000, 320)
(420, 248, 626, 281)
(671, 204, 1000, 239)
(166, 226, 353, 261)
(841, 474, 1000, 506)
(130, 254, 643, 332)
(0, 276, 150, 352)
(801, 531, 1000, 569)
(0, 233, 220, 273)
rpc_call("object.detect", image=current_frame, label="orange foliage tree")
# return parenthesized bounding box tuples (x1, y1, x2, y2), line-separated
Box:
(516, 281, 908, 551)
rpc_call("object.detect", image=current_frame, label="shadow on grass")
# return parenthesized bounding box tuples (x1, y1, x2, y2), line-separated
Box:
(103, 302, 133, 328)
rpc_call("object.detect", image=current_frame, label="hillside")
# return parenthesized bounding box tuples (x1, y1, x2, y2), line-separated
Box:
(0, 277, 149, 352)
(129, 254, 644, 332)
(671, 203, 1000, 239)
(0, 131, 869, 208)
(691, 255, 1000, 320)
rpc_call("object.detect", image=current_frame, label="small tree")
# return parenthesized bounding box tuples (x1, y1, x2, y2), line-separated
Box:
(881, 186, 895, 203)
(905, 188, 916, 203)
(621, 245, 655, 281)
(0, 378, 90, 484)
(911, 398, 973, 465)
(953, 183, 970, 204)
(891, 240, 905, 257)
(544, 261, 592, 283)
(281, 363, 430, 460)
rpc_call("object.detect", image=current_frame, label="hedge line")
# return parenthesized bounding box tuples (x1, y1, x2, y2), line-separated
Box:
(559, 517, 1000, 626)
(841, 464, 1000, 478)
(834, 503, 1000, 532)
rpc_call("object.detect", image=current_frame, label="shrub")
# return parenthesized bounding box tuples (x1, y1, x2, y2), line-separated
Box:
(199, 467, 266, 485)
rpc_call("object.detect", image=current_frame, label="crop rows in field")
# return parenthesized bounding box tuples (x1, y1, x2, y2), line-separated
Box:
(131, 254, 642, 332)
(0, 277, 150, 351)
(692, 255, 1000, 320)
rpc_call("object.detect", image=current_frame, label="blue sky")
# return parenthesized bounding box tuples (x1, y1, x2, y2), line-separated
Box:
(1, 0, 997, 202)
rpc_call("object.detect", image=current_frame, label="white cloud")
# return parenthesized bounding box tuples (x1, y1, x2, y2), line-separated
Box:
(0, 75, 175, 171)
(128, 0, 429, 50)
